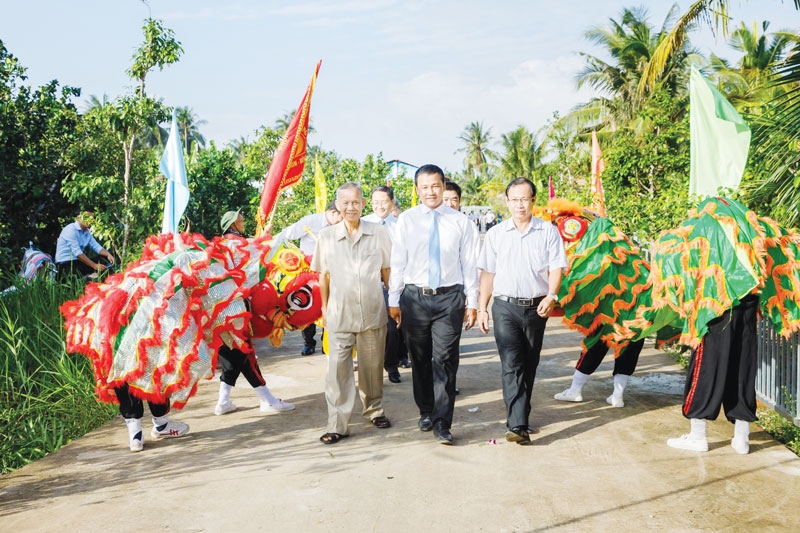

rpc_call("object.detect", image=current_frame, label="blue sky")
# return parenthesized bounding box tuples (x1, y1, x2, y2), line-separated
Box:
(1, 1, 795, 170)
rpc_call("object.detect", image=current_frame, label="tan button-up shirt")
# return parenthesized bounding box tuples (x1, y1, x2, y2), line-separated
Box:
(310, 220, 392, 333)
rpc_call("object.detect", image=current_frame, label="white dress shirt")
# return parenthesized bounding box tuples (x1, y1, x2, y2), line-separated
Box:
(389, 203, 480, 309)
(478, 217, 568, 298)
(362, 212, 397, 241)
(275, 212, 330, 255)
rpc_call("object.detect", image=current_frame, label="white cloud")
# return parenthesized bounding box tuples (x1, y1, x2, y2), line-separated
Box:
(347, 55, 593, 168)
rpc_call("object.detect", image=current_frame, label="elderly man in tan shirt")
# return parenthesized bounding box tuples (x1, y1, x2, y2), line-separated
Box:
(310, 182, 393, 444)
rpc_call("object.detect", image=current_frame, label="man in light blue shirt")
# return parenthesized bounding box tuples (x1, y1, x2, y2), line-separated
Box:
(55, 211, 115, 277)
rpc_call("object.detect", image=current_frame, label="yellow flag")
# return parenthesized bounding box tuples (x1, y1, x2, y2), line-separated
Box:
(314, 155, 327, 213)
(411, 180, 418, 207)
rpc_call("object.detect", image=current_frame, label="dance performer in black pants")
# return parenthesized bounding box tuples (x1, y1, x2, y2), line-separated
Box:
(667, 294, 759, 454)
(554, 338, 645, 408)
(214, 210, 296, 415)
(114, 383, 188, 452)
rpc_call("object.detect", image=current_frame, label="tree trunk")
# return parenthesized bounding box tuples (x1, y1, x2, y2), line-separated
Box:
(121, 133, 136, 259)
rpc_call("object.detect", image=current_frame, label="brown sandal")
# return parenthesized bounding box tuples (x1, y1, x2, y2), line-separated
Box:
(320, 432, 348, 444)
(371, 416, 391, 429)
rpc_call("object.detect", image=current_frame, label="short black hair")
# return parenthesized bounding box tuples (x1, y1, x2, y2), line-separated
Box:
(414, 164, 445, 185)
(326, 200, 339, 212)
(444, 180, 462, 200)
(371, 185, 395, 201)
(505, 178, 536, 199)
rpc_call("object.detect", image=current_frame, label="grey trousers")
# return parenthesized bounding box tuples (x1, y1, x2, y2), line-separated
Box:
(325, 326, 387, 434)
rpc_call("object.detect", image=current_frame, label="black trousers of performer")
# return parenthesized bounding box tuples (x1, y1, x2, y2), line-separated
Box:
(383, 287, 401, 371)
(114, 383, 169, 419)
(492, 297, 547, 430)
(400, 284, 465, 427)
(576, 338, 645, 376)
(218, 341, 266, 388)
(302, 323, 317, 349)
(682, 294, 759, 423)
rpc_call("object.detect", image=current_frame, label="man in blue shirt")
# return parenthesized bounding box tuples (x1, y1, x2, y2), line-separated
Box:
(55, 211, 115, 277)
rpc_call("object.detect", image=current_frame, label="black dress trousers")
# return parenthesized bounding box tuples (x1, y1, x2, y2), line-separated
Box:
(400, 285, 465, 427)
(491, 297, 548, 430)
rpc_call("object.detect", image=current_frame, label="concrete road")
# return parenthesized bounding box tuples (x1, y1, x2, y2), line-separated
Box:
(2, 321, 799, 532)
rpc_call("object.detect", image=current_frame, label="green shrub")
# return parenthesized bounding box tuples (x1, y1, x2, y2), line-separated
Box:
(0, 275, 116, 473)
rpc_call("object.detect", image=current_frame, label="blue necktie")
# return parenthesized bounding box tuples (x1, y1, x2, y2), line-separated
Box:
(428, 210, 441, 289)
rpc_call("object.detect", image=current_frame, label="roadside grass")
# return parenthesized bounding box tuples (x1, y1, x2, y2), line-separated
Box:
(0, 275, 116, 474)
(661, 341, 800, 458)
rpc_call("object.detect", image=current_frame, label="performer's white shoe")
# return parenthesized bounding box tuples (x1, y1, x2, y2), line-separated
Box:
(260, 398, 295, 412)
(151, 420, 190, 439)
(666, 434, 708, 452)
(731, 436, 750, 455)
(129, 433, 144, 452)
(554, 389, 583, 402)
(214, 400, 237, 415)
(606, 394, 624, 408)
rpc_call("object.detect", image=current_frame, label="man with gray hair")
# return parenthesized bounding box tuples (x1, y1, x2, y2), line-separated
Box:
(311, 182, 393, 444)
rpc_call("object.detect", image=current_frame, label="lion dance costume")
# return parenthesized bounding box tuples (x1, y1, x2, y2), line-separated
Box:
(60, 232, 322, 410)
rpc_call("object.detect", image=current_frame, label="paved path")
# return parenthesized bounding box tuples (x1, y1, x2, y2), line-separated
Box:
(2, 321, 800, 532)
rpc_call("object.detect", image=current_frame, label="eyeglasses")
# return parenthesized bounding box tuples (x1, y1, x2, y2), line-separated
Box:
(507, 197, 532, 205)
(373, 200, 391, 207)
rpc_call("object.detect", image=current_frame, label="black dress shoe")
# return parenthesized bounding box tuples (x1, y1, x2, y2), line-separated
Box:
(418, 415, 433, 432)
(433, 420, 453, 445)
(504, 426, 531, 445)
(388, 370, 401, 383)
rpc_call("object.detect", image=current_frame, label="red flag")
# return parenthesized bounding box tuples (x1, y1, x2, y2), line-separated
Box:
(548, 175, 555, 201)
(257, 60, 321, 235)
(590, 131, 606, 216)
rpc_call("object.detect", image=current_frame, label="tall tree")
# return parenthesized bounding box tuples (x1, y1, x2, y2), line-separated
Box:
(497, 126, 545, 191)
(175, 106, 207, 153)
(456, 121, 496, 177)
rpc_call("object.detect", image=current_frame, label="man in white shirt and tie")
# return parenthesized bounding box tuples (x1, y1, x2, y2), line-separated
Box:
(362, 185, 406, 383)
(274, 202, 342, 355)
(477, 178, 567, 445)
(389, 164, 480, 445)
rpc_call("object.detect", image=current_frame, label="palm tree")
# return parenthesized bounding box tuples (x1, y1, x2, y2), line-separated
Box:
(274, 111, 316, 136)
(456, 122, 496, 177)
(744, 40, 800, 225)
(639, 0, 800, 93)
(573, 5, 697, 132)
(497, 126, 545, 185)
(175, 106, 207, 153)
(226, 135, 250, 163)
(709, 22, 796, 111)
(83, 93, 110, 112)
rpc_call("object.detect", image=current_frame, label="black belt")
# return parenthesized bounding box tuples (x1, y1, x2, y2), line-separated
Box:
(495, 295, 544, 307)
(405, 284, 463, 297)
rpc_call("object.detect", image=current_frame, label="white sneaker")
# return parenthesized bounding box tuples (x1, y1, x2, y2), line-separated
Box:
(731, 436, 750, 455)
(606, 394, 624, 408)
(214, 400, 237, 415)
(666, 434, 708, 452)
(554, 389, 583, 402)
(151, 420, 190, 439)
(129, 433, 144, 452)
(260, 398, 295, 412)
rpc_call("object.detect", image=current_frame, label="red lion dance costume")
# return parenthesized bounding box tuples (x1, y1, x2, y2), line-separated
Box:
(60, 233, 322, 409)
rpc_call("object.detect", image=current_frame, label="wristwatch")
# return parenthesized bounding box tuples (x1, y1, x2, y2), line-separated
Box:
(548, 292, 558, 302)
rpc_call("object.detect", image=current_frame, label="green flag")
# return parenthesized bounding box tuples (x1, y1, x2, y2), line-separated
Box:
(689, 66, 751, 198)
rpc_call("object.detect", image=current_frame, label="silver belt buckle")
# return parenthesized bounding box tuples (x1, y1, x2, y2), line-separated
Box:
(421, 287, 437, 296)
(517, 298, 533, 306)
